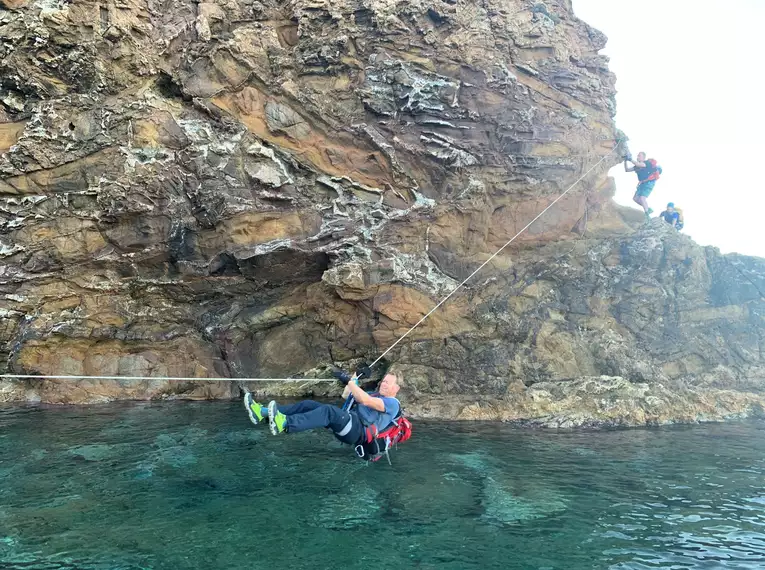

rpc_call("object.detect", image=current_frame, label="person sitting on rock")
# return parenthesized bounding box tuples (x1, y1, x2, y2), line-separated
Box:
(243, 369, 401, 448)
(659, 202, 684, 230)
(624, 151, 663, 219)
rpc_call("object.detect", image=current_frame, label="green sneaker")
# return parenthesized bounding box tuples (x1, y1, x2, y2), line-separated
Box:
(268, 400, 287, 435)
(244, 392, 266, 425)
(646, 208, 654, 216)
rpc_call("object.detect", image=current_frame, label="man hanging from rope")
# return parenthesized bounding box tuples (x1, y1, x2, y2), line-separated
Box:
(624, 151, 663, 219)
(243, 367, 401, 448)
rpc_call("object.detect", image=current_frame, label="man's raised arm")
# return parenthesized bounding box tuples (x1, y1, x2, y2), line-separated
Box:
(346, 380, 386, 412)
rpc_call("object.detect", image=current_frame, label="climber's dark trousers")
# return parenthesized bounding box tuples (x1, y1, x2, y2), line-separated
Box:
(279, 400, 362, 444)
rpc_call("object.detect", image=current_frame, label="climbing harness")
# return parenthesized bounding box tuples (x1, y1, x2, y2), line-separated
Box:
(0, 144, 620, 384)
(354, 416, 413, 465)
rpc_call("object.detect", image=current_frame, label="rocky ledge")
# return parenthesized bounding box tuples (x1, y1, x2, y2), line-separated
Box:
(1, 0, 763, 426)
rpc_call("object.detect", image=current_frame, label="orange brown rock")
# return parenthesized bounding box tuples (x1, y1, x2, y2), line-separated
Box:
(0, 0, 763, 426)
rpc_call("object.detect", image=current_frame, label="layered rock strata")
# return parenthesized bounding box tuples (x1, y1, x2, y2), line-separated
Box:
(1, 0, 763, 426)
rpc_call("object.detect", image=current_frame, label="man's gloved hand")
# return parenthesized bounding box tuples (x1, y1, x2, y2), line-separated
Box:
(623, 152, 633, 162)
(331, 368, 353, 385)
(355, 365, 372, 380)
(332, 365, 372, 385)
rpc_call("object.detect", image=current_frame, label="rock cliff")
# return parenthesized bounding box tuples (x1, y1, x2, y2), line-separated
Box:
(1, 0, 763, 426)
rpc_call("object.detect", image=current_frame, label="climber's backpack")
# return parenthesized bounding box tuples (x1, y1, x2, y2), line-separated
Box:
(354, 414, 413, 463)
(639, 158, 662, 184)
(341, 392, 413, 464)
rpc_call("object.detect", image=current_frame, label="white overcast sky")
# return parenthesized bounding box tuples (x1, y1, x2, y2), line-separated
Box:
(572, 0, 765, 258)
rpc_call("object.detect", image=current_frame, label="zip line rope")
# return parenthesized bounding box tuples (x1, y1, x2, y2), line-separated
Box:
(367, 143, 619, 368)
(1, 144, 619, 383)
(0, 375, 328, 382)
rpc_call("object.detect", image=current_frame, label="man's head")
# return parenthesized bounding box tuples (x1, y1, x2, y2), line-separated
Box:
(667, 202, 675, 212)
(378, 373, 401, 398)
(637, 152, 646, 162)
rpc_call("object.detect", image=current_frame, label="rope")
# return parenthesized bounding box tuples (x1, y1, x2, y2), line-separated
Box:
(0, 375, 333, 381)
(368, 143, 619, 367)
(2, 144, 618, 382)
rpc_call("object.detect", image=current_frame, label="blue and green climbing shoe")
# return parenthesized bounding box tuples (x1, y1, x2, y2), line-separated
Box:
(268, 400, 287, 435)
(244, 392, 266, 425)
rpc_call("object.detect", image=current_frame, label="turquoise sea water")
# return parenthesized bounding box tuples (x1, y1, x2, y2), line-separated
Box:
(1, 401, 764, 569)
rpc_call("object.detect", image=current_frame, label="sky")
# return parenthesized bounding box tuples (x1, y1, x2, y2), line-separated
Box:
(572, 0, 765, 258)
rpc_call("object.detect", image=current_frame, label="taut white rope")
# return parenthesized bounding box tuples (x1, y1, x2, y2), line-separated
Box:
(0, 374, 331, 382)
(368, 143, 619, 367)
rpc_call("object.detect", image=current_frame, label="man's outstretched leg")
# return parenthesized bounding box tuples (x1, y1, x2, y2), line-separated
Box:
(633, 193, 651, 214)
(244, 395, 327, 427)
(634, 182, 655, 219)
(277, 400, 325, 415)
(268, 400, 350, 436)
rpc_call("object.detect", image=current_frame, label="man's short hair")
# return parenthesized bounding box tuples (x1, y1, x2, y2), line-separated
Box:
(386, 372, 401, 383)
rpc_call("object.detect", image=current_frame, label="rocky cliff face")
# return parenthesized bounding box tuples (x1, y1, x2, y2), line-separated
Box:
(1, 0, 763, 426)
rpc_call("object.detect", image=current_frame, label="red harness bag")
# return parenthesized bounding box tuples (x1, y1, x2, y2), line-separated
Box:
(356, 416, 413, 463)
(638, 158, 662, 185)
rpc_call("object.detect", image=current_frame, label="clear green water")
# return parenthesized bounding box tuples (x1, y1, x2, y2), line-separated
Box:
(1, 402, 765, 570)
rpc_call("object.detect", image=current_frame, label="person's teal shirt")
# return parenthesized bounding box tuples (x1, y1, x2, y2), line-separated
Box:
(356, 396, 400, 432)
